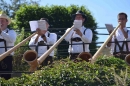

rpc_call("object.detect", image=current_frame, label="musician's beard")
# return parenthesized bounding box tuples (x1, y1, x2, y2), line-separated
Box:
(0, 61, 7, 69)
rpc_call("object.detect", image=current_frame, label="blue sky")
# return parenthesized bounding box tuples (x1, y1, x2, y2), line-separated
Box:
(6, 0, 129, 44)
(39, 0, 130, 27)
(39, 0, 130, 44)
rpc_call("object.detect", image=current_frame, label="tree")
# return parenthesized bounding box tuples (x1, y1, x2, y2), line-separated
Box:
(0, 0, 41, 17)
(12, 5, 98, 58)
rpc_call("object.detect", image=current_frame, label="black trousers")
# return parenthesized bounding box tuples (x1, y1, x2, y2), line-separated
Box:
(0, 56, 13, 80)
(42, 56, 53, 66)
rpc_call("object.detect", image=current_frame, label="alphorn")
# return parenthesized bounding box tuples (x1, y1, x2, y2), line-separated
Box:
(23, 26, 76, 72)
(0, 32, 37, 61)
(125, 54, 130, 65)
(91, 22, 121, 63)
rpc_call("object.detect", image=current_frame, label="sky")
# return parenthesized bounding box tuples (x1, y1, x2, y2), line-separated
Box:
(5, 0, 130, 45)
(38, 0, 130, 45)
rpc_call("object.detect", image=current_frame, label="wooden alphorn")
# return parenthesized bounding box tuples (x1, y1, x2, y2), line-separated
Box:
(38, 26, 74, 63)
(25, 26, 74, 72)
(91, 22, 121, 63)
(0, 32, 37, 61)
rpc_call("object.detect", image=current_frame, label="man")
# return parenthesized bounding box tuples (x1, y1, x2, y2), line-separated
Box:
(64, 10, 93, 60)
(29, 18, 57, 66)
(107, 12, 130, 60)
(0, 12, 17, 80)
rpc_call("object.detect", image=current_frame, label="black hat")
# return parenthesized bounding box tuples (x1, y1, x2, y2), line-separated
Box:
(71, 10, 87, 22)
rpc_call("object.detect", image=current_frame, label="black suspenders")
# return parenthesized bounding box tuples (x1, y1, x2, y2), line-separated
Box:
(70, 28, 87, 52)
(114, 30, 129, 53)
(83, 29, 87, 52)
(47, 33, 50, 50)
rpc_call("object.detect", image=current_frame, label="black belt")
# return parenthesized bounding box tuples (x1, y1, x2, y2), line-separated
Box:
(38, 41, 45, 46)
(71, 37, 82, 42)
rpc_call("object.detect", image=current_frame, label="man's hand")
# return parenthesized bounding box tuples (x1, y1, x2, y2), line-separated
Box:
(74, 29, 82, 37)
(36, 28, 46, 36)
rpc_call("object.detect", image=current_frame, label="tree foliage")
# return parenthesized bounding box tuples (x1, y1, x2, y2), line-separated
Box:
(0, 0, 41, 17)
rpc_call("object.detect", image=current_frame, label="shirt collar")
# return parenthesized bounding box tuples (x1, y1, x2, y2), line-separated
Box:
(82, 26, 85, 28)
(79, 26, 85, 30)
(2, 28, 9, 32)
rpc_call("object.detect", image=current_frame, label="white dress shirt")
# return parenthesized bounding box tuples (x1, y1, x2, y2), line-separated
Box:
(110, 27, 130, 54)
(64, 26, 93, 53)
(29, 31, 57, 57)
(0, 28, 17, 55)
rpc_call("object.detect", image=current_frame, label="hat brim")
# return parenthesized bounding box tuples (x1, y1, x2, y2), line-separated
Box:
(71, 14, 87, 22)
(0, 16, 11, 25)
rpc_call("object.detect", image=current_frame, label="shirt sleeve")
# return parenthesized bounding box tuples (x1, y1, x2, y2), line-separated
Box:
(81, 29, 93, 43)
(64, 28, 74, 42)
(126, 30, 130, 40)
(1, 30, 17, 43)
(29, 35, 38, 50)
(45, 33, 57, 45)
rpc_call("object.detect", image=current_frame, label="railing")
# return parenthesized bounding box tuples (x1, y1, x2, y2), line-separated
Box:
(0, 27, 130, 76)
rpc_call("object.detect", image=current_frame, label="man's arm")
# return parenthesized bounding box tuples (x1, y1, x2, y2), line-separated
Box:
(76, 29, 92, 43)
(29, 35, 38, 50)
(121, 28, 128, 39)
(34, 35, 40, 44)
(0, 30, 17, 43)
(64, 28, 74, 42)
(126, 30, 130, 40)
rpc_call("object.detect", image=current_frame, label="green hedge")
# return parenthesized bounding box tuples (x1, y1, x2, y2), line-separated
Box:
(1, 57, 130, 86)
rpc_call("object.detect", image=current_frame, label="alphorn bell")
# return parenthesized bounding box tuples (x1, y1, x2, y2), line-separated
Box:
(23, 50, 38, 72)
(78, 52, 92, 62)
(91, 22, 121, 63)
(73, 52, 92, 62)
(125, 54, 130, 66)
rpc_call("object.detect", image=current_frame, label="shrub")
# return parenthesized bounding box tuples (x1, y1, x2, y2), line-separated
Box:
(1, 57, 130, 85)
